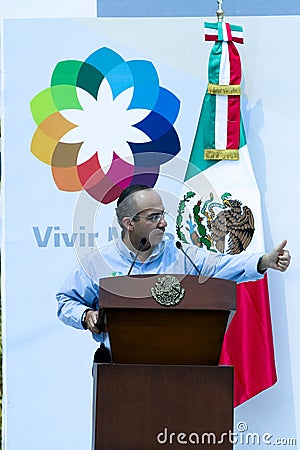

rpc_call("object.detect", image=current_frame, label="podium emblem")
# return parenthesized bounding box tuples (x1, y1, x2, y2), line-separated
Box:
(151, 275, 185, 306)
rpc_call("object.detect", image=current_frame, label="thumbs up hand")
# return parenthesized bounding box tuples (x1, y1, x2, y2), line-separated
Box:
(258, 240, 291, 273)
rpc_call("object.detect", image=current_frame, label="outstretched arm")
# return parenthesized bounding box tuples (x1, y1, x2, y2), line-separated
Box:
(258, 240, 291, 273)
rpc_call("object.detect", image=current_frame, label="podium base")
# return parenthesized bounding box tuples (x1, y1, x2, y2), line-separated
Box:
(92, 364, 233, 450)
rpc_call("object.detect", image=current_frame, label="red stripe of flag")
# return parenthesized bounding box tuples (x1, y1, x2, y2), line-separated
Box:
(226, 42, 241, 149)
(227, 96, 240, 149)
(220, 275, 277, 407)
(232, 37, 244, 44)
(225, 23, 233, 41)
(205, 34, 218, 42)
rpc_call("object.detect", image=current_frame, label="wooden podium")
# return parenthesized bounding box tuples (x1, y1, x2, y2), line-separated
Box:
(92, 275, 236, 450)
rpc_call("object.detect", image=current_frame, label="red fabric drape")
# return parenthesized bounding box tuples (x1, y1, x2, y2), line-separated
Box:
(220, 274, 277, 407)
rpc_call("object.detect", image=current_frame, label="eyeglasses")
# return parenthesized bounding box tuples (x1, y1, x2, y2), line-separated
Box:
(135, 211, 167, 223)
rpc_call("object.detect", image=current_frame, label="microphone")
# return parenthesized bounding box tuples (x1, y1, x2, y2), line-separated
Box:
(175, 241, 201, 275)
(127, 237, 147, 275)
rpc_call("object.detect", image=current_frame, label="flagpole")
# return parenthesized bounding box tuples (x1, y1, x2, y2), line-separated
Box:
(216, 0, 224, 21)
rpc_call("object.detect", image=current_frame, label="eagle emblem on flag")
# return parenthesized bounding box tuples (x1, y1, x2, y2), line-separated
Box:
(176, 191, 255, 255)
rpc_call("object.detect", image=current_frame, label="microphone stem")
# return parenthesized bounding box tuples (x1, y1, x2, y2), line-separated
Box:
(127, 253, 139, 276)
(127, 238, 147, 276)
(176, 241, 201, 275)
(184, 252, 201, 275)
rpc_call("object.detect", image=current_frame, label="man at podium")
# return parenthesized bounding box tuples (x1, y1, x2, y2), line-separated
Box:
(56, 184, 291, 340)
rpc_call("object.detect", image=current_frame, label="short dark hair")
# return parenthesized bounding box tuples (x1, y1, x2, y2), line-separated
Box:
(116, 184, 150, 207)
(115, 184, 151, 228)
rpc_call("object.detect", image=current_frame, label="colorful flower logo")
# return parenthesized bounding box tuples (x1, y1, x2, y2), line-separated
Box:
(30, 47, 181, 204)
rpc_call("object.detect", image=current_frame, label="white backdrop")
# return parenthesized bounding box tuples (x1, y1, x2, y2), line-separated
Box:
(1, 9, 299, 450)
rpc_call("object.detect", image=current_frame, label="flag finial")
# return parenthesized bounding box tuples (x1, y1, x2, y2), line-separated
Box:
(216, 0, 225, 22)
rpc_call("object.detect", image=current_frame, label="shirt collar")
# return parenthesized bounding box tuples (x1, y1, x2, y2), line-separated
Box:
(114, 235, 166, 263)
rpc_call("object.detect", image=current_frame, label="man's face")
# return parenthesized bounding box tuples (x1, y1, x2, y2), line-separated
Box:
(129, 189, 167, 249)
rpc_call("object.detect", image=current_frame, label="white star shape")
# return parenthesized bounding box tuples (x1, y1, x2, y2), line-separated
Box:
(60, 78, 151, 172)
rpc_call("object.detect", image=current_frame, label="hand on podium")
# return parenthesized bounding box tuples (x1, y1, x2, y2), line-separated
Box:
(84, 310, 101, 334)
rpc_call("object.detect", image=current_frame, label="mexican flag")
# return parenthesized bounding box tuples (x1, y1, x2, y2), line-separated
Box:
(182, 21, 277, 407)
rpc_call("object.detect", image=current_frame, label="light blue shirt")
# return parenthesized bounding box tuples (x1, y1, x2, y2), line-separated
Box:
(56, 235, 264, 342)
